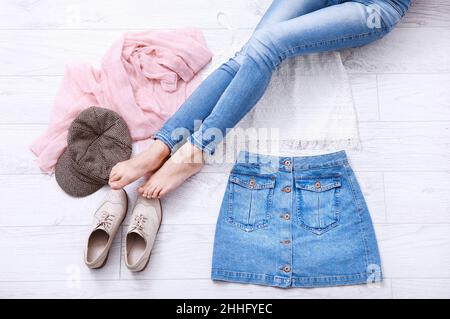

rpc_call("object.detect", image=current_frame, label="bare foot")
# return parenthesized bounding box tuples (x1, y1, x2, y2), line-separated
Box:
(138, 142, 204, 198)
(109, 140, 170, 189)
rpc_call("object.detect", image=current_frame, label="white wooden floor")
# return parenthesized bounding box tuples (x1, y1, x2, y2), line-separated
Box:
(0, 0, 449, 299)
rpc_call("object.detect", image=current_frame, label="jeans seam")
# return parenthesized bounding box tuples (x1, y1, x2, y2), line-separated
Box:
(154, 128, 176, 151)
(188, 133, 215, 154)
(212, 268, 370, 281)
(343, 163, 370, 272)
(279, 29, 386, 58)
(385, 0, 405, 18)
(343, 164, 363, 212)
(260, 33, 284, 70)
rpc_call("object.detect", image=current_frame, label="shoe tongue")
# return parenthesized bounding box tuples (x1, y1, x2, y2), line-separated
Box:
(128, 227, 145, 238)
(95, 224, 110, 234)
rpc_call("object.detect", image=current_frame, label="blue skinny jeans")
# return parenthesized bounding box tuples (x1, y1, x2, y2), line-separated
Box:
(155, 0, 412, 154)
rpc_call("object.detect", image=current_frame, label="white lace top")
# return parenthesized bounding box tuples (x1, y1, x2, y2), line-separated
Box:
(213, 51, 361, 160)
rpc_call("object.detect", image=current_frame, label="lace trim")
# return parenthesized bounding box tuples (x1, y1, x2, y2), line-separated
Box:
(220, 138, 362, 154)
(277, 138, 362, 151)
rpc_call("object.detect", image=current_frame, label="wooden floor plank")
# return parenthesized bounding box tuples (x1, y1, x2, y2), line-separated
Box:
(348, 121, 450, 172)
(392, 279, 450, 298)
(378, 224, 450, 278)
(0, 74, 379, 125)
(0, 278, 393, 299)
(0, 29, 240, 76)
(0, 226, 121, 281)
(384, 172, 450, 223)
(0, 0, 262, 30)
(1, 0, 449, 30)
(400, 0, 450, 28)
(0, 76, 60, 124)
(349, 74, 379, 122)
(342, 28, 450, 73)
(2, 28, 450, 77)
(378, 74, 450, 121)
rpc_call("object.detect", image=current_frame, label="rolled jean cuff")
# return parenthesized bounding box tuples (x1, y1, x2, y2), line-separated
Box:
(154, 128, 177, 152)
(187, 133, 216, 155)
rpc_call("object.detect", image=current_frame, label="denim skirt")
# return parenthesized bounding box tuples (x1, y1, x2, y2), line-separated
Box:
(211, 151, 382, 288)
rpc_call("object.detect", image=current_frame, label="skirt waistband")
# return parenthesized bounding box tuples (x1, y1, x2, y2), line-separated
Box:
(236, 151, 349, 170)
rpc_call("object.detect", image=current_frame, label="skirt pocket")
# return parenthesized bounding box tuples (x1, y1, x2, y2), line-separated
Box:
(295, 175, 342, 235)
(227, 172, 276, 232)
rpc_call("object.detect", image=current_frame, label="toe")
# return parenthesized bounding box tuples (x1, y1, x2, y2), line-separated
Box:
(145, 184, 155, 198)
(110, 176, 126, 189)
(109, 171, 119, 182)
(149, 186, 158, 198)
(138, 180, 151, 194)
(109, 181, 119, 189)
(152, 186, 162, 198)
(142, 185, 152, 198)
(158, 188, 166, 198)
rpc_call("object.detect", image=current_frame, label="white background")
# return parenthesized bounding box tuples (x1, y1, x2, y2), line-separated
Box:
(0, 0, 449, 298)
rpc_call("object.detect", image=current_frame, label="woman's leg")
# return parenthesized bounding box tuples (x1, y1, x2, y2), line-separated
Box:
(109, 0, 333, 189)
(141, 0, 406, 198)
(154, 0, 334, 151)
(188, 0, 404, 155)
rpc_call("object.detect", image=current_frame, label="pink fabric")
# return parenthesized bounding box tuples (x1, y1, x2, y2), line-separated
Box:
(30, 28, 212, 174)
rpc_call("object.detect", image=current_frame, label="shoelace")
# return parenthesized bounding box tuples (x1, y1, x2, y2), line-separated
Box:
(130, 214, 148, 234)
(96, 211, 115, 231)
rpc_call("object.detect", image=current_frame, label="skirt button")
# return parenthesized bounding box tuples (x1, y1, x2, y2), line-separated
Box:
(249, 176, 255, 188)
(282, 186, 291, 193)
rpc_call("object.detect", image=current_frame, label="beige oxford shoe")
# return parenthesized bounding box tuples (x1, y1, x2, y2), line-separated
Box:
(84, 189, 128, 269)
(124, 196, 162, 272)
